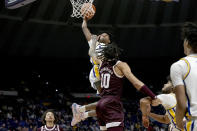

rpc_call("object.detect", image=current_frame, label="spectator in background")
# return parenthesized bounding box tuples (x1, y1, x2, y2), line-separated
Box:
(0, 123, 7, 131)
(37, 109, 63, 131)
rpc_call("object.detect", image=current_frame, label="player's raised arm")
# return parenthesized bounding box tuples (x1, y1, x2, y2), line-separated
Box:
(117, 62, 156, 99)
(88, 35, 101, 65)
(82, 18, 92, 41)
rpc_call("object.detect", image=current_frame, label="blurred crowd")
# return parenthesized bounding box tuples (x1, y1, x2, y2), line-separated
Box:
(0, 96, 168, 131)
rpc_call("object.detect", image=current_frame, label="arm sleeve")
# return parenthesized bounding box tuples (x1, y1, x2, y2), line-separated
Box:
(157, 94, 176, 109)
(170, 61, 186, 87)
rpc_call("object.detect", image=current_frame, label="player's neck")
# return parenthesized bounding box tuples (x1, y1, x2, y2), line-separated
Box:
(46, 122, 55, 128)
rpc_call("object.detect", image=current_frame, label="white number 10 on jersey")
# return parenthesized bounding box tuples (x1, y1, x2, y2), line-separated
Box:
(101, 73, 111, 89)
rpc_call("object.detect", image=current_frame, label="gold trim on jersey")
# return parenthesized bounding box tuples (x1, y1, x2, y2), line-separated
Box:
(185, 120, 193, 131)
(180, 58, 191, 80)
(94, 65, 100, 79)
(90, 57, 100, 79)
(167, 105, 176, 110)
(91, 57, 98, 65)
(167, 106, 177, 127)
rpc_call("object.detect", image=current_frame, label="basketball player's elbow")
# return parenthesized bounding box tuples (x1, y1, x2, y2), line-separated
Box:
(133, 82, 143, 90)
(125, 74, 142, 90)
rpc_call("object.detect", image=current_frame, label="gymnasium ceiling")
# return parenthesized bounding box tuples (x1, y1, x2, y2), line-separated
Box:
(0, 0, 197, 58)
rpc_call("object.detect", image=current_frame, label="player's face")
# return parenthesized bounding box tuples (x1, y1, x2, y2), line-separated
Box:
(162, 81, 173, 94)
(98, 33, 110, 44)
(45, 112, 55, 122)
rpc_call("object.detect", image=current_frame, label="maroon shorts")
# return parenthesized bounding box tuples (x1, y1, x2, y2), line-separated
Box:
(96, 96, 124, 129)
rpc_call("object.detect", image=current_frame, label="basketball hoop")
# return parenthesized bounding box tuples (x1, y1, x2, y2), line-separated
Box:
(70, 0, 94, 18)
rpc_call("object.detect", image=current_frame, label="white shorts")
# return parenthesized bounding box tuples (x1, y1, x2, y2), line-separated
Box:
(89, 68, 100, 90)
(184, 119, 197, 131)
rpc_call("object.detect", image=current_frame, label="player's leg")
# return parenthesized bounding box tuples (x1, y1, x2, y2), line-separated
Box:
(79, 102, 97, 112)
(81, 110, 97, 121)
(71, 102, 98, 126)
(98, 117, 107, 131)
(96, 100, 107, 131)
(71, 103, 81, 126)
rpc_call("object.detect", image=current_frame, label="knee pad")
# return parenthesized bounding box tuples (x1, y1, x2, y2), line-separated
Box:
(5, 0, 37, 9)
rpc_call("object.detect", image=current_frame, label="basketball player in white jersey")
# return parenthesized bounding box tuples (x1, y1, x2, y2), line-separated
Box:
(140, 76, 182, 131)
(71, 17, 112, 126)
(37, 109, 62, 131)
(82, 17, 112, 92)
(170, 22, 197, 131)
(72, 43, 157, 130)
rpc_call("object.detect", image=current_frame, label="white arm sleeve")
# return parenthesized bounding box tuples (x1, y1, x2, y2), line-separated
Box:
(170, 60, 187, 87)
(157, 94, 176, 109)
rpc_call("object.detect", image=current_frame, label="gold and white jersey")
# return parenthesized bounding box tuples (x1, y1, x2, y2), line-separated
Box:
(88, 39, 105, 90)
(157, 93, 177, 128)
(171, 54, 197, 131)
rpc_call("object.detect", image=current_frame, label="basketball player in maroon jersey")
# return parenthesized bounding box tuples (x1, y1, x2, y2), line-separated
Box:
(37, 109, 63, 131)
(96, 43, 156, 131)
(72, 42, 156, 131)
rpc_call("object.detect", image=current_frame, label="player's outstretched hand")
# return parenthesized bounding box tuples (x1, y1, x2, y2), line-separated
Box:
(142, 115, 149, 128)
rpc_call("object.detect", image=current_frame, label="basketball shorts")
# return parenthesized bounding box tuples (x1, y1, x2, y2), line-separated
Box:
(184, 119, 197, 131)
(89, 68, 100, 90)
(96, 96, 124, 129)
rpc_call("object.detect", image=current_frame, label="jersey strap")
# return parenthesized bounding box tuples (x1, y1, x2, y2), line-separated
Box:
(180, 58, 191, 80)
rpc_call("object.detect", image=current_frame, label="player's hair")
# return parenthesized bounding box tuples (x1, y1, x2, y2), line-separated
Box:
(101, 43, 123, 61)
(182, 22, 197, 53)
(97, 30, 114, 43)
(162, 75, 174, 94)
(41, 109, 58, 124)
(166, 75, 171, 82)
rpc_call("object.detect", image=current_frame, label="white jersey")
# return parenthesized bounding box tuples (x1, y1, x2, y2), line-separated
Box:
(157, 93, 177, 129)
(171, 54, 197, 131)
(171, 54, 197, 117)
(88, 39, 105, 91)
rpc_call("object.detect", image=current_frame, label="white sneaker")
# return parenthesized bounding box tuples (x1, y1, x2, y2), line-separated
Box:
(71, 103, 81, 126)
(80, 112, 86, 121)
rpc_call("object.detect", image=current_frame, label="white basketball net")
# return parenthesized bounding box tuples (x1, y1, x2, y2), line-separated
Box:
(70, 0, 94, 18)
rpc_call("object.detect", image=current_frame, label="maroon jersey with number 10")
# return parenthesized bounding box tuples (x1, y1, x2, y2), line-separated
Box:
(96, 60, 124, 129)
(99, 60, 124, 98)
